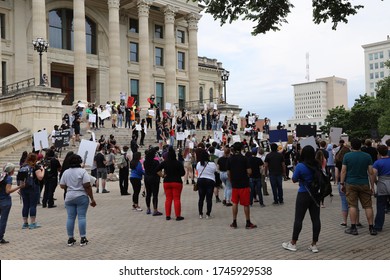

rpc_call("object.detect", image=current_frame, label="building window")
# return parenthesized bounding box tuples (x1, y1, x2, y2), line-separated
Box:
(177, 30, 185, 43)
(370, 73, 374, 79)
(156, 82, 164, 109)
(375, 72, 379, 78)
(369, 54, 373, 60)
(155, 24, 163, 39)
(369, 64, 373, 70)
(155, 47, 164, 66)
(199, 87, 203, 103)
(380, 71, 385, 78)
(374, 53, 378, 59)
(178, 51, 185, 70)
(1, 61, 6, 88)
(209, 88, 213, 102)
(375, 63, 378, 69)
(130, 79, 139, 105)
(129, 18, 138, 33)
(48, 9, 97, 54)
(178, 85, 186, 109)
(130, 42, 139, 62)
(0, 13, 5, 39)
(380, 51, 384, 59)
(380, 62, 384, 68)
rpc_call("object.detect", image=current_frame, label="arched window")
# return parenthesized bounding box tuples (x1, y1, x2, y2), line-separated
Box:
(209, 88, 213, 102)
(199, 87, 203, 103)
(49, 9, 97, 54)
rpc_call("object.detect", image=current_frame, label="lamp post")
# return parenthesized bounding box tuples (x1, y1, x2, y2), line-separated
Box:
(221, 69, 230, 103)
(32, 37, 49, 86)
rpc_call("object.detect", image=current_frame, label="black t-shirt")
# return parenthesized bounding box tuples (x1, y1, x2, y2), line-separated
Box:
(319, 148, 329, 160)
(155, 160, 185, 183)
(361, 146, 378, 163)
(249, 156, 264, 178)
(217, 157, 229, 172)
(226, 154, 250, 188)
(46, 157, 61, 179)
(265, 151, 284, 176)
(94, 152, 106, 168)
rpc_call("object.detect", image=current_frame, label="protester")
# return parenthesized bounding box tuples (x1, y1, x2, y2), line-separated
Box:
(196, 150, 216, 219)
(130, 152, 144, 211)
(143, 147, 162, 216)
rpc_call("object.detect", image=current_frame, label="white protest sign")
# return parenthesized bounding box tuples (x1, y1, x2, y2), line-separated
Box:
(77, 102, 86, 108)
(177, 132, 185, 141)
(249, 116, 255, 125)
(165, 103, 171, 110)
(189, 142, 194, 149)
(99, 110, 111, 120)
(232, 135, 241, 144)
(213, 131, 223, 144)
(329, 127, 343, 144)
(184, 130, 191, 138)
(33, 130, 49, 151)
(148, 110, 155, 117)
(143, 124, 147, 135)
(219, 114, 225, 122)
(257, 132, 263, 140)
(136, 124, 142, 131)
(381, 135, 390, 144)
(204, 103, 207, 111)
(213, 103, 217, 110)
(341, 135, 349, 143)
(88, 114, 96, 123)
(299, 136, 317, 150)
(77, 139, 98, 166)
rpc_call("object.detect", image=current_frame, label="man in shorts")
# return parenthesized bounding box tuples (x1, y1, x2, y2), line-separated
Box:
(340, 138, 376, 235)
(94, 146, 110, 193)
(227, 142, 257, 229)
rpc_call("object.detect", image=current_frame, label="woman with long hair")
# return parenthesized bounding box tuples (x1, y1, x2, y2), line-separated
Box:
(60, 154, 96, 246)
(143, 148, 162, 216)
(130, 152, 144, 211)
(183, 148, 194, 185)
(20, 153, 45, 229)
(315, 149, 327, 208)
(282, 145, 321, 253)
(196, 150, 216, 219)
(156, 147, 186, 221)
(218, 147, 233, 206)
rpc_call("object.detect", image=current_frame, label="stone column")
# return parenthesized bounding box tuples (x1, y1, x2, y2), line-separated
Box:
(73, 0, 87, 103)
(108, 0, 121, 102)
(138, 0, 152, 109)
(32, 0, 48, 86)
(0, 19, 2, 92)
(163, 5, 178, 105)
(186, 13, 201, 102)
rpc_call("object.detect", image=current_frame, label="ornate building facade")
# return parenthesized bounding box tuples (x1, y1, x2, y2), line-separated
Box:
(0, 0, 225, 109)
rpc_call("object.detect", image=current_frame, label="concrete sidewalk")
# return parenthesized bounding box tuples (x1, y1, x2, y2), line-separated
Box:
(1, 180, 388, 260)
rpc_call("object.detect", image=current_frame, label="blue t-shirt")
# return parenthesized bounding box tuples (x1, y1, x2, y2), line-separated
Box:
(292, 163, 314, 193)
(342, 151, 372, 185)
(373, 157, 390, 176)
(130, 162, 144, 179)
(0, 175, 12, 200)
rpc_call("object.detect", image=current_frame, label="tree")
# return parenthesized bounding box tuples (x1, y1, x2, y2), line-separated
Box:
(320, 105, 350, 135)
(375, 61, 390, 136)
(200, 0, 365, 35)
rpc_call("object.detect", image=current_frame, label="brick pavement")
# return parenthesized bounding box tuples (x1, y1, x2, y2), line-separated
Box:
(1, 179, 389, 260)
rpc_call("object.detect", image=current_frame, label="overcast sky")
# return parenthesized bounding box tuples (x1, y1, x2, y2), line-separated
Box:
(197, 1, 390, 126)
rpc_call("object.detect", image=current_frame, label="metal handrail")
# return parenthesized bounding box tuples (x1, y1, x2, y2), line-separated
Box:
(0, 78, 36, 95)
(173, 98, 221, 111)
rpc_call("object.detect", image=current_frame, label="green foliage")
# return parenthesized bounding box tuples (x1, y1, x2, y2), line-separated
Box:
(320, 105, 350, 135)
(199, 0, 366, 35)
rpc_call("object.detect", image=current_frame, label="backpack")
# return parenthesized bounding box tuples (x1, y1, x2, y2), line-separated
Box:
(116, 153, 127, 169)
(17, 165, 35, 188)
(304, 163, 332, 200)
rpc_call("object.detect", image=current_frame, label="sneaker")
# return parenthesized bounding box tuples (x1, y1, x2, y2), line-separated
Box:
(225, 203, 233, 207)
(357, 223, 363, 228)
(272, 202, 279, 205)
(216, 197, 222, 203)
(230, 222, 237, 229)
(186, 180, 189, 185)
(0, 239, 9, 245)
(67, 238, 76, 247)
(199, 215, 203, 219)
(166, 216, 171, 221)
(282, 242, 297, 252)
(29, 223, 41, 229)
(345, 227, 359, 235)
(22, 223, 29, 229)
(102, 189, 110, 193)
(206, 215, 211, 219)
(146, 209, 152, 215)
(308, 244, 319, 253)
(260, 204, 266, 207)
(152, 211, 162, 216)
(369, 228, 378, 236)
(340, 223, 347, 227)
(222, 200, 226, 205)
(176, 216, 184, 221)
(135, 207, 143, 212)
(245, 223, 257, 229)
(80, 237, 88, 247)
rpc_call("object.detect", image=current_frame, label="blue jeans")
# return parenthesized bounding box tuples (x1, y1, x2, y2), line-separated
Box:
(338, 183, 348, 212)
(269, 175, 283, 203)
(0, 196, 12, 240)
(375, 195, 387, 230)
(250, 177, 263, 205)
(220, 171, 232, 202)
(65, 195, 89, 238)
(21, 185, 40, 218)
(117, 114, 123, 127)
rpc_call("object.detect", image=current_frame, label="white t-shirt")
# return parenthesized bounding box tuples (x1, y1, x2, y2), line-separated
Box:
(60, 167, 91, 203)
(196, 162, 216, 182)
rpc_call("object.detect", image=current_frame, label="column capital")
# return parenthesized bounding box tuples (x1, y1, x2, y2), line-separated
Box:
(137, 0, 153, 17)
(163, 5, 178, 24)
(186, 13, 202, 30)
(108, 0, 120, 9)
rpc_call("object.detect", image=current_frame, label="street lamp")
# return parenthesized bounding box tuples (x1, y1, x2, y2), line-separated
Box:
(32, 37, 49, 86)
(221, 69, 230, 103)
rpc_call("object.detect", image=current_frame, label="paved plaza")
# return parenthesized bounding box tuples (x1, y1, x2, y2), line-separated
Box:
(1, 179, 389, 260)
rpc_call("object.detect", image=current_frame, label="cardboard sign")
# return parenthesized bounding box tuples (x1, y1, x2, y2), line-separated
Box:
(219, 114, 225, 122)
(99, 110, 111, 120)
(213, 131, 223, 144)
(269, 129, 288, 143)
(136, 124, 142, 131)
(257, 131, 263, 140)
(88, 114, 96, 123)
(33, 130, 49, 151)
(177, 132, 185, 141)
(329, 127, 342, 144)
(232, 135, 241, 144)
(77, 139, 98, 166)
(189, 142, 194, 149)
(299, 136, 317, 150)
(54, 129, 71, 148)
(148, 110, 155, 117)
(261, 140, 270, 152)
(213, 103, 217, 110)
(184, 130, 191, 138)
(381, 135, 390, 144)
(165, 103, 171, 110)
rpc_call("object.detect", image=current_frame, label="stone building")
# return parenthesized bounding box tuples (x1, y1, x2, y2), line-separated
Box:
(0, 0, 226, 110)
